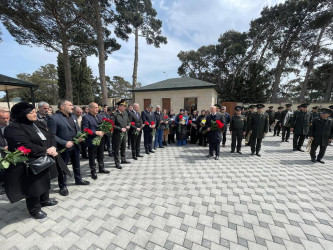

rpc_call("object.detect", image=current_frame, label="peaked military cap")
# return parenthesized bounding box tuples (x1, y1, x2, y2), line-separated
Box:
(285, 104, 292, 107)
(268, 106, 274, 109)
(214, 104, 221, 109)
(234, 106, 243, 111)
(278, 106, 283, 110)
(249, 105, 256, 109)
(300, 103, 309, 108)
(321, 108, 332, 114)
(116, 99, 127, 106)
(312, 106, 318, 109)
(256, 104, 265, 109)
(329, 105, 333, 109)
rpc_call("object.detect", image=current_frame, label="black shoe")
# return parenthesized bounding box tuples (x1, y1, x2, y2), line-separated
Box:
(146, 151, 150, 155)
(273, 134, 276, 136)
(215, 156, 219, 160)
(251, 152, 254, 156)
(230, 151, 235, 153)
(121, 160, 131, 164)
(91, 172, 98, 180)
(137, 154, 144, 157)
(149, 150, 155, 153)
(115, 165, 122, 169)
(237, 151, 242, 154)
(222, 144, 226, 148)
(159, 146, 165, 148)
(75, 179, 90, 185)
(82, 155, 89, 159)
(293, 149, 297, 151)
(281, 139, 285, 142)
(41, 199, 58, 207)
(99, 169, 110, 174)
(108, 153, 114, 157)
(59, 187, 69, 196)
(311, 158, 316, 163)
(317, 159, 325, 164)
(297, 148, 304, 152)
(285, 140, 289, 142)
(154, 147, 157, 150)
(256, 153, 261, 157)
(29, 209, 47, 219)
(206, 154, 213, 158)
(133, 157, 138, 160)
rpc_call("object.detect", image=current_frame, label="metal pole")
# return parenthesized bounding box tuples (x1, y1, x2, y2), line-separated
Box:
(30, 87, 35, 107)
(5, 90, 10, 109)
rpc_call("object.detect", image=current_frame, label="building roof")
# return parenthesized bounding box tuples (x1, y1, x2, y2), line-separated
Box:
(132, 77, 216, 92)
(0, 74, 38, 91)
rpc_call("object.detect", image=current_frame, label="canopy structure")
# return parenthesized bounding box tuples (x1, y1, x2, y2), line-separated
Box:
(0, 74, 37, 109)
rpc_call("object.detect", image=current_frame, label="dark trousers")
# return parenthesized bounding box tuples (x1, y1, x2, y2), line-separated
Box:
(127, 132, 131, 148)
(80, 141, 88, 158)
(269, 121, 274, 131)
(190, 128, 198, 143)
(198, 133, 207, 146)
(106, 135, 112, 154)
(131, 132, 142, 157)
(59, 146, 82, 188)
(88, 136, 105, 173)
(231, 131, 242, 152)
(250, 134, 262, 153)
(310, 141, 327, 160)
(293, 134, 306, 149)
(26, 191, 49, 211)
(113, 132, 126, 165)
(282, 126, 290, 141)
(143, 130, 153, 152)
(222, 130, 227, 145)
(168, 133, 175, 143)
(273, 122, 281, 135)
(209, 141, 221, 156)
(154, 128, 163, 148)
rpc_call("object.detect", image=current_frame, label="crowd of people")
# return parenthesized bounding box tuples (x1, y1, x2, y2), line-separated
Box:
(0, 100, 332, 219)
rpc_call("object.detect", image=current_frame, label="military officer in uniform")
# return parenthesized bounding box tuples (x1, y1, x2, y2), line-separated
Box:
(142, 104, 156, 154)
(308, 109, 333, 163)
(112, 99, 131, 169)
(229, 106, 246, 154)
(266, 106, 274, 132)
(248, 104, 269, 157)
(273, 106, 283, 136)
(290, 103, 310, 151)
(206, 106, 225, 160)
(281, 104, 293, 142)
(245, 105, 256, 146)
(329, 105, 333, 146)
(310, 106, 320, 123)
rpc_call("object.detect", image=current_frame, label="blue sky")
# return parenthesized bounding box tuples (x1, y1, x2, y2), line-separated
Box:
(0, 0, 285, 86)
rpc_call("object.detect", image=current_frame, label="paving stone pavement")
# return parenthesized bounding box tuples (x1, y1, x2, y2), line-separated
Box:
(0, 133, 333, 250)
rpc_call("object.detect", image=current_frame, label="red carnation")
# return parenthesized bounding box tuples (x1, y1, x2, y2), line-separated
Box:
(102, 117, 107, 121)
(17, 146, 31, 155)
(164, 116, 168, 119)
(131, 122, 135, 125)
(144, 121, 150, 125)
(179, 115, 183, 120)
(84, 128, 94, 135)
(216, 120, 224, 129)
(188, 120, 192, 124)
(151, 121, 155, 125)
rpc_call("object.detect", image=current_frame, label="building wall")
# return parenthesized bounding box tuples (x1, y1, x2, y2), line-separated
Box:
(134, 88, 218, 112)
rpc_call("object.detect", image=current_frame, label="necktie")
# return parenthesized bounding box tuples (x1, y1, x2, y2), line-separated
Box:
(136, 112, 139, 119)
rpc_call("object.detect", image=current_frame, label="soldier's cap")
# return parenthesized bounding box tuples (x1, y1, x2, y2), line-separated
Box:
(268, 106, 274, 109)
(256, 104, 265, 109)
(234, 106, 243, 111)
(321, 108, 331, 114)
(312, 106, 318, 109)
(300, 103, 309, 108)
(107, 107, 113, 112)
(249, 105, 256, 109)
(180, 108, 185, 112)
(214, 104, 221, 109)
(278, 106, 283, 110)
(116, 99, 127, 106)
(285, 104, 292, 107)
(329, 105, 333, 109)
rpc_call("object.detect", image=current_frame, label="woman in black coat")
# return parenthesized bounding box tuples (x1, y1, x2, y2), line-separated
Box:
(4, 102, 58, 219)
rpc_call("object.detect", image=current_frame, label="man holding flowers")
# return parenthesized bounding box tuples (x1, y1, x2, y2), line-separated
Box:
(48, 100, 90, 196)
(142, 104, 156, 154)
(129, 103, 144, 160)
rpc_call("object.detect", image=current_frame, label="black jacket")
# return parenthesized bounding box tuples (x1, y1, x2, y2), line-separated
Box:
(248, 112, 269, 139)
(141, 110, 156, 132)
(290, 111, 311, 135)
(112, 110, 130, 134)
(230, 115, 247, 133)
(129, 110, 142, 135)
(308, 117, 333, 146)
(206, 113, 225, 143)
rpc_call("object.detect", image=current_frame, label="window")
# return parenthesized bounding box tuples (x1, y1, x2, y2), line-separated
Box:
(184, 97, 197, 113)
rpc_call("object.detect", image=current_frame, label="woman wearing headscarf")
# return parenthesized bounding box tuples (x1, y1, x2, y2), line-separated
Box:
(175, 109, 188, 146)
(4, 102, 59, 219)
(168, 110, 176, 144)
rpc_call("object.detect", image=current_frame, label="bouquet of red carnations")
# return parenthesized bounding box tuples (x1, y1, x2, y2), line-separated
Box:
(0, 146, 31, 170)
(92, 118, 115, 146)
(211, 120, 224, 131)
(59, 128, 94, 153)
(131, 122, 140, 136)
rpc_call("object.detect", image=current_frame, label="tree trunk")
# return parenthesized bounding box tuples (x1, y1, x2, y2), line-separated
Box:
(299, 26, 326, 102)
(324, 68, 333, 102)
(62, 40, 73, 102)
(132, 26, 139, 100)
(93, 0, 108, 105)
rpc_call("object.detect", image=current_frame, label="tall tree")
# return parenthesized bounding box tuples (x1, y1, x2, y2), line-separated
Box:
(0, 0, 94, 102)
(115, 0, 167, 93)
(107, 76, 132, 99)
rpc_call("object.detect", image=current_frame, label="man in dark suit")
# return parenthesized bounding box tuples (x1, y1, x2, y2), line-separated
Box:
(281, 104, 293, 142)
(154, 105, 164, 149)
(141, 104, 156, 154)
(81, 102, 110, 180)
(308, 109, 333, 163)
(0, 108, 10, 195)
(48, 100, 90, 196)
(206, 106, 225, 160)
(290, 103, 311, 151)
(129, 103, 144, 160)
(248, 104, 269, 157)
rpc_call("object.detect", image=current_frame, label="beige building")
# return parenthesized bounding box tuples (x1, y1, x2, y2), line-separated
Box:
(132, 77, 218, 113)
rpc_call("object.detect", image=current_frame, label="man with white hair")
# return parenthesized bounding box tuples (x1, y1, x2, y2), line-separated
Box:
(37, 101, 50, 125)
(0, 107, 10, 195)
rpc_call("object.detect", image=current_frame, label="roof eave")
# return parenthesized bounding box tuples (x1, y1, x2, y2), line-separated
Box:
(131, 85, 216, 92)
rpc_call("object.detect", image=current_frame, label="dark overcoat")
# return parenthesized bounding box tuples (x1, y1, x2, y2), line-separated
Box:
(308, 117, 333, 147)
(248, 112, 269, 139)
(206, 113, 225, 143)
(290, 111, 311, 135)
